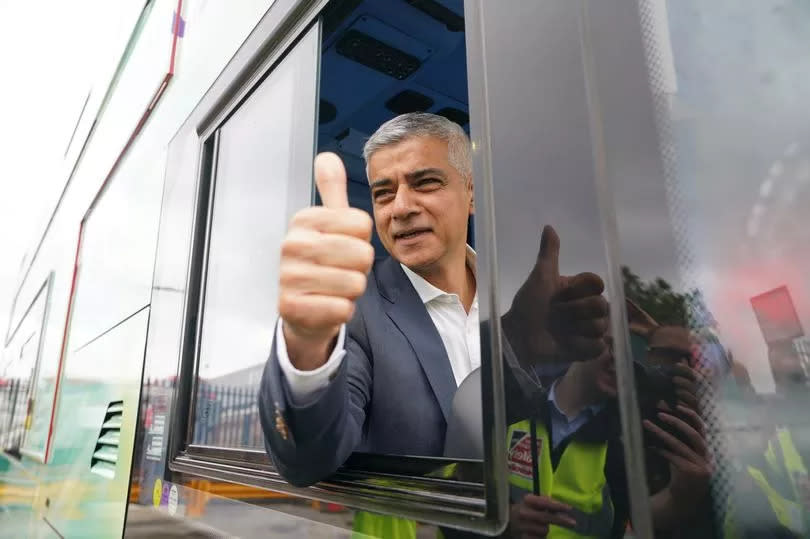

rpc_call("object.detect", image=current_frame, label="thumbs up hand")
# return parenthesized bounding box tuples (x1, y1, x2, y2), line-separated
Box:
(279, 153, 375, 370)
(503, 226, 609, 367)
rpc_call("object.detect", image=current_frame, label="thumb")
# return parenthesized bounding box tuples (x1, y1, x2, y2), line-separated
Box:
(315, 152, 349, 208)
(535, 225, 560, 281)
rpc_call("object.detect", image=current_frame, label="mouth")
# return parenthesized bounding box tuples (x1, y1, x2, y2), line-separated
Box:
(393, 228, 432, 241)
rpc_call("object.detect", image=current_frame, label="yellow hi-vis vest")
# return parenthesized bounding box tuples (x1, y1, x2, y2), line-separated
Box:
(351, 465, 459, 539)
(507, 420, 614, 538)
(352, 512, 416, 538)
(724, 428, 808, 538)
(767, 427, 809, 508)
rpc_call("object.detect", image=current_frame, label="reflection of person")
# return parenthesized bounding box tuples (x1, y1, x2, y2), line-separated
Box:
(506, 348, 629, 539)
(508, 328, 712, 538)
(259, 112, 608, 487)
(723, 395, 810, 538)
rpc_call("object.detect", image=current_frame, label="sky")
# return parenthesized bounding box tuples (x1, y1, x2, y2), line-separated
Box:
(0, 1, 105, 352)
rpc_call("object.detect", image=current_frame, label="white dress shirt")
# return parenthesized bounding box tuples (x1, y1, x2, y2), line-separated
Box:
(276, 248, 480, 404)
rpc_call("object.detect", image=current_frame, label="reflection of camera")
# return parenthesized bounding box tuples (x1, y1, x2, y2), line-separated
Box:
(634, 359, 694, 471)
(634, 361, 679, 416)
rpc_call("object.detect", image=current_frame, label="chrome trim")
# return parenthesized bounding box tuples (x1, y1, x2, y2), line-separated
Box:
(577, 1, 654, 537)
(170, 452, 487, 527)
(464, 0, 509, 534)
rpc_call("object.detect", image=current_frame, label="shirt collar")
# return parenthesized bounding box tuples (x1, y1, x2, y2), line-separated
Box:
(400, 246, 477, 305)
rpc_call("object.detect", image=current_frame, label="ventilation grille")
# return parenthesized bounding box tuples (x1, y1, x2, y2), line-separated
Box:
(90, 400, 123, 479)
(403, 0, 465, 32)
(336, 29, 421, 80)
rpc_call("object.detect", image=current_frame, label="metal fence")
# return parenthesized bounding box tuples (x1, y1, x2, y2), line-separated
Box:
(0, 379, 30, 451)
(192, 381, 263, 449)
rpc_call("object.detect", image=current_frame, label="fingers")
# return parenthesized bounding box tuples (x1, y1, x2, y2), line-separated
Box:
(280, 262, 367, 300)
(656, 410, 708, 456)
(282, 227, 375, 270)
(280, 166, 375, 353)
(548, 293, 609, 360)
(643, 416, 705, 463)
(555, 272, 605, 302)
(291, 206, 373, 240)
(523, 495, 572, 513)
(675, 404, 706, 437)
(674, 387, 699, 410)
(518, 496, 577, 531)
(314, 152, 349, 208)
(566, 314, 610, 338)
(551, 294, 609, 321)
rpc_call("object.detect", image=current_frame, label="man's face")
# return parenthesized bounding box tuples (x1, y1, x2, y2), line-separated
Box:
(367, 136, 473, 272)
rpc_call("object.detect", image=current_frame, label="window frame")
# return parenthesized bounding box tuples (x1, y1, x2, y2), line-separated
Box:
(2, 272, 54, 462)
(158, 0, 510, 534)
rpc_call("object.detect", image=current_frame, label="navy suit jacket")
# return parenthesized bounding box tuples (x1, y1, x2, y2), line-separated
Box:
(259, 256, 458, 487)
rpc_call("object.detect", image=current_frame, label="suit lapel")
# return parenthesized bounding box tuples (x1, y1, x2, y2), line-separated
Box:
(376, 258, 456, 422)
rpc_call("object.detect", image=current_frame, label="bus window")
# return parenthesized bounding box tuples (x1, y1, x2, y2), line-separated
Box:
(188, 27, 318, 451)
(587, 0, 810, 536)
(166, 1, 506, 534)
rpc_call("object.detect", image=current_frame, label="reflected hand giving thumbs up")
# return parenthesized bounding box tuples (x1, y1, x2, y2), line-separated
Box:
(279, 153, 375, 370)
(503, 225, 609, 367)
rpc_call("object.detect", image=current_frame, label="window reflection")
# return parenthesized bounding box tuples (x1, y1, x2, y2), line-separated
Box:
(603, 0, 810, 536)
(191, 30, 317, 450)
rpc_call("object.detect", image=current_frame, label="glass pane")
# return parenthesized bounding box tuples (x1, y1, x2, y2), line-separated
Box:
(192, 28, 318, 449)
(591, 0, 810, 536)
(2, 277, 49, 457)
(472, 3, 642, 537)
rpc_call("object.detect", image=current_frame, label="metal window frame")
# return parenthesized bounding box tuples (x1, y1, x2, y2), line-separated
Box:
(8, 271, 55, 463)
(155, 0, 510, 534)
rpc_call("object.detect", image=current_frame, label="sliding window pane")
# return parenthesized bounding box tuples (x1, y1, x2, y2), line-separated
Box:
(192, 27, 318, 449)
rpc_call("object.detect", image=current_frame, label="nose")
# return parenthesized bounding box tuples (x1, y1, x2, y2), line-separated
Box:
(391, 184, 419, 220)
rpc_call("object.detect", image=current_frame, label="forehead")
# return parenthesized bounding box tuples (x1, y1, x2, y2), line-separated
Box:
(366, 136, 450, 178)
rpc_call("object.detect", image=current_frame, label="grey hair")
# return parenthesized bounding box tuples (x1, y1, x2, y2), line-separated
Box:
(363, 112, 472, 183)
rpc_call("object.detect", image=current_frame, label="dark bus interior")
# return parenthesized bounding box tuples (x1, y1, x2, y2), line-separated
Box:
(315, 0, 471, 258)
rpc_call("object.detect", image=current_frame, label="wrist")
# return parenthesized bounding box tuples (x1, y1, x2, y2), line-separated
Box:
(282, 322, 338, 371)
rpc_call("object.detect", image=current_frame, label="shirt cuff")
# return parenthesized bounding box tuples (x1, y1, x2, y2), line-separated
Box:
(275, 319, 347, 405)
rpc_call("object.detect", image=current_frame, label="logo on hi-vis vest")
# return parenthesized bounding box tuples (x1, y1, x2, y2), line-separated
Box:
(508, 429, 539, 480)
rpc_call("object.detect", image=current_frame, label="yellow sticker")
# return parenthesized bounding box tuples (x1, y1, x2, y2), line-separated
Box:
(153, 478, 163, 507)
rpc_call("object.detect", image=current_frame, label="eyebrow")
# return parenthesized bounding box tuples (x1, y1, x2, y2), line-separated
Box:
(405, 168, 446, 182)
(370, 178, 393, 190)
(369, 168, 447, 190)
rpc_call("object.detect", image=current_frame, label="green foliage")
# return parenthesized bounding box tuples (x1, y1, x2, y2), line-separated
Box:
(621, 266, 714, 328)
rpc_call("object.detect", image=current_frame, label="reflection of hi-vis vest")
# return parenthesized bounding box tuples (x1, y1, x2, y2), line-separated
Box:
(351, 464, 458, 539)
(724, 427, 809, 538)
(352, 511, 416, 539)
(507, 420, 614, 538)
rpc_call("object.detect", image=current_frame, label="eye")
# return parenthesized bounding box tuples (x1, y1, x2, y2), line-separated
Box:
(373, 189, 394, 203)
(416, 178, 441, 189)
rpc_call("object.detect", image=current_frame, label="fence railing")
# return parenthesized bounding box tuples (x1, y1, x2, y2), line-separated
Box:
(192, 381, 263, 449)
(0, 379, 30, 452)
(143, 378, 263, 450)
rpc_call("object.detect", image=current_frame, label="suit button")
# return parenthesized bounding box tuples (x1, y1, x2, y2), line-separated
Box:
(274, 401, 289, 441)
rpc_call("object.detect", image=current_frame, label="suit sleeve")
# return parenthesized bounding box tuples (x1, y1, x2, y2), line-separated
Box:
(258, 309, 372, 487)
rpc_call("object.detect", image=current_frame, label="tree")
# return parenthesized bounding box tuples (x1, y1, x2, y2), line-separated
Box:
(621, 266, 715, 329)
